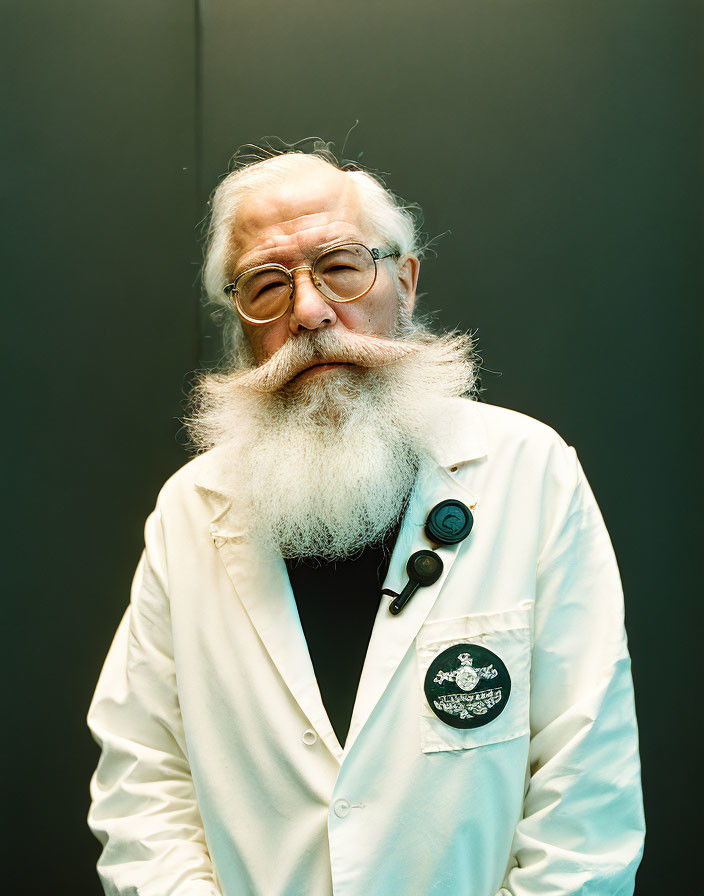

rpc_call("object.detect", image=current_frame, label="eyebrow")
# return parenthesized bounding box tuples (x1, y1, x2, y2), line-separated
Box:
(229, 236, 363, 281)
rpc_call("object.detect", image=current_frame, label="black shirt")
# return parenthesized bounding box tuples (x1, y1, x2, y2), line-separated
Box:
(284, 520, 402, 749)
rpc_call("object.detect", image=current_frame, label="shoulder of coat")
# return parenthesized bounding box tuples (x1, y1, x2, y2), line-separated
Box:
(153, 451, 221, 511)
(474, 399, 579, 481)
(475, 400, 569, 448)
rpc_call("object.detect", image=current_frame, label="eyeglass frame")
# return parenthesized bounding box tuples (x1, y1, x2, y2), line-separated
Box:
(223, 241, 402, 325)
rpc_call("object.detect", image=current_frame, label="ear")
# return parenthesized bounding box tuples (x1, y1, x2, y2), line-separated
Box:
(395, 253, 420, 315)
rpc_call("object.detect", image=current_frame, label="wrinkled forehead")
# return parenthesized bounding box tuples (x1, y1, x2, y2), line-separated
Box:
(229, 167, 371, 264)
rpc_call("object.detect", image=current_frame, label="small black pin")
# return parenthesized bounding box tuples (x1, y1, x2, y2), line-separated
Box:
(388, 550, 443, 615)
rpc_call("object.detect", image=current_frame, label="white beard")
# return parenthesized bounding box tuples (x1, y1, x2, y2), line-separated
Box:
(185, 314, 480, 561)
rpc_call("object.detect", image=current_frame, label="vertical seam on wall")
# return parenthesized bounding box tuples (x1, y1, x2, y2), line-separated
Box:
(194, 0, 204, 366)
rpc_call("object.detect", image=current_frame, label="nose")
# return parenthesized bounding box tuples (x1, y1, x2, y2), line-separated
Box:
(288, 267, 337, 334)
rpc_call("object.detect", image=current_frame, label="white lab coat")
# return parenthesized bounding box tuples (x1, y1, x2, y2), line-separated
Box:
(86, 396, 645, 896)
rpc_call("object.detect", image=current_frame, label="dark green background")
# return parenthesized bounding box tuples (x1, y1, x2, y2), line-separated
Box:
(3, 1, 701, 893)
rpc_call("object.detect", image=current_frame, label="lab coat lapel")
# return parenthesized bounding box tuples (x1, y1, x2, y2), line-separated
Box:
(203, 494, 344, 760)
(342, 460, 480, 755)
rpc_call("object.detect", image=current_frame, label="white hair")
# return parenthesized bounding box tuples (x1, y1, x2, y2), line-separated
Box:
(200, 149, 425, 359)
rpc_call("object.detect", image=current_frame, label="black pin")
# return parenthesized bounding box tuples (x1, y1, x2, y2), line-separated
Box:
(388, 551, 443, 615)
(425, 499, 473, 545)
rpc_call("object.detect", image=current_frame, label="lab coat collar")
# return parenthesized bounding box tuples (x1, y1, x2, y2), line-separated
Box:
(193, 396, 488, 762)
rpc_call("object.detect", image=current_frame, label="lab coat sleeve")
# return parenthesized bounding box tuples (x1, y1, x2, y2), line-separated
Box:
(86, 505, 222, 896)
(496, 443, 645, 896)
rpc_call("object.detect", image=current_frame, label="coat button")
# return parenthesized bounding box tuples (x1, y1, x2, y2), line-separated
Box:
(302, 729, 317, 745)
(333, 798, 351, 818)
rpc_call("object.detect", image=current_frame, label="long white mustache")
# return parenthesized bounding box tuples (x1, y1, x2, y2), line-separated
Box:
(234, 329, 420, 393)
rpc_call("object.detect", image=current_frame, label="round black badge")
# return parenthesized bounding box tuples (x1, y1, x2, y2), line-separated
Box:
(425, 500, 473, 545)
(424, 643, 511, 729)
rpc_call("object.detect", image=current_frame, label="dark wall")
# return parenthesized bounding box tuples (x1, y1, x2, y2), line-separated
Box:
(3, 1, 701, 893)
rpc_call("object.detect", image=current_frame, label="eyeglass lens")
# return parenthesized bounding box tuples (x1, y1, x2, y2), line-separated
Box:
(236, 244, 376, 321)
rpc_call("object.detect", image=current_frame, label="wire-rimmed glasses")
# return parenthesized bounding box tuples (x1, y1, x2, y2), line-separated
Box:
(223, 241, 401, 325)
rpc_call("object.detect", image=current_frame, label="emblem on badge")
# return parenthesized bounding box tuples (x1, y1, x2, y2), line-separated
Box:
(424, 643, 511, 729)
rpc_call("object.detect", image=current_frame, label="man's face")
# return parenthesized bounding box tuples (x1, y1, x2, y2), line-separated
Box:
(227, 165, 420, 380)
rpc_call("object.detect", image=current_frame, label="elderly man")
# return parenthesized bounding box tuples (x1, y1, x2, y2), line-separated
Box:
(86, 148, 645, 896)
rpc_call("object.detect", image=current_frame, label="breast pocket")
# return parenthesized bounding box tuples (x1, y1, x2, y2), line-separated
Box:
(415, 601, 533, 753)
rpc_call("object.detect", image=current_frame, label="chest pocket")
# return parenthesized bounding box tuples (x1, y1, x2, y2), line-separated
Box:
(415, 601, 533, 753)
